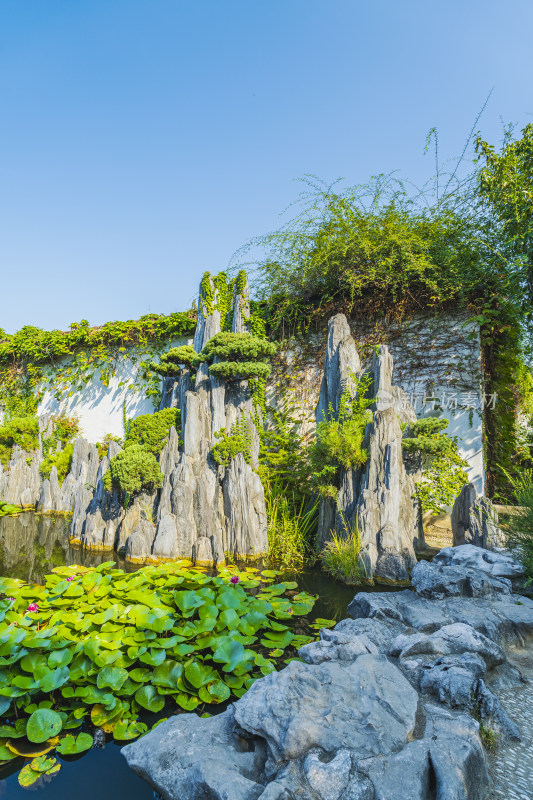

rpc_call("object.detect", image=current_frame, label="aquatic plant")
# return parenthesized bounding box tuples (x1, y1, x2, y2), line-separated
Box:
(321, 517, 365, 585)
(266, 489, 319, 569)
(0, 560, 316, 780)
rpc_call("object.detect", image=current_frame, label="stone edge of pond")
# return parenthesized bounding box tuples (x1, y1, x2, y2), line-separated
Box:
(122, 544, 533, 800)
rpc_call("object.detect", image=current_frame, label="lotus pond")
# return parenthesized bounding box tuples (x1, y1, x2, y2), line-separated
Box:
(0, 514, 357, 798)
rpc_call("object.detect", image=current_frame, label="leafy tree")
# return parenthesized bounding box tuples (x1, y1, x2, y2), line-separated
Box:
(103, 444, 163, 496)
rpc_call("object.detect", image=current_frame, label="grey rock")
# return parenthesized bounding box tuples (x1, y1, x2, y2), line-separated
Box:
(151, 513, 179, 559)
(125, 517, 156, 562)
(438, 594, 533, 644)
(360, 704, 488, 800)
(0, 445, 42, 507)
(299, 628, 377, 665)
(411, 559, 512, 600)
(332, 616, 407, 652)
(348, 589, 451, 632)
(223, 453, 268, 559)
(122, 707, 266, 800)
(303, 750, 352, 800)
(234, 654, 419, 764)
(434, 543, 523, 579)
(452, 483, 505, 549)
(391, 622, 505, 669)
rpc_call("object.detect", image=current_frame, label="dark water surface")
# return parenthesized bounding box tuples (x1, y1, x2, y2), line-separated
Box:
(0, 513, 366, 799)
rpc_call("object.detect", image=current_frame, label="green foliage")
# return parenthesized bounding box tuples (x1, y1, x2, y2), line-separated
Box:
(321, 523, 365, 585)
(151, 345, 200, 376)
(0, 310, 196, 415)
(310, 379, 373, 498)
(0, 501, 22, 517)
(103, 443, 163, 495)
(476, 123, 533, 309)
(209, 361, 271, 381)
(266, 488, 319, 569)
(40, 444, 75, 484)
(201, 332, 276, 363)
(40, 414, 81, 484)
(0, 414, 39, 466)
(403, 417, 469, 514)
(96, 433, 122, 460)
(212, 418, 253, 466)
(124, 408, 179, 456)
(501, 468, 533, 580)
(0, 560, 317, 780)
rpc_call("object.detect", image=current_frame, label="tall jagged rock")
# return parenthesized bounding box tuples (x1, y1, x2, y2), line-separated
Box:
(451, 483, 505, 549)
(0, 446, 42, 507)
(316, 314, 422, 582)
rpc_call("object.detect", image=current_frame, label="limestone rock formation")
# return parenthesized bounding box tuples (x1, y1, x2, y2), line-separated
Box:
(65, 274, 267, 564)
(122, 545, 533, 800)
(452, 483, 505, 549)
(316, 313, 422, 582)
(0, 446, 42, 507)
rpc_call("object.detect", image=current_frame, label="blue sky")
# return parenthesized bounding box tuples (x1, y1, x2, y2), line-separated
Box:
(1, 0, 532, 333)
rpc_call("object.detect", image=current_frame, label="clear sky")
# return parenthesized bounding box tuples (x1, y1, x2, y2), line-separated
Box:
(1, 0, 532, 333)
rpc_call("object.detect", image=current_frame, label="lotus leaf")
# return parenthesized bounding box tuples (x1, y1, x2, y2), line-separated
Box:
(112, 719, 147, 740)
(26, 709, 63, 743)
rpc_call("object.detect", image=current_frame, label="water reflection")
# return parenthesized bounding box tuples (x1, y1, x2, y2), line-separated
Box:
(0, 513, 136, 583)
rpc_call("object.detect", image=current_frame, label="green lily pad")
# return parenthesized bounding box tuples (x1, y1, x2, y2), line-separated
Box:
(56, 732, 93, 754)
(134, 685, 165, 713)
(26, 708, 63, 743)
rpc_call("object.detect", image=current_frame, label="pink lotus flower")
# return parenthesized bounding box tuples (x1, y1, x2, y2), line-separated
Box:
(229, 575, 240, 585)
(7, 597, 15, 603)
(66, 576, 75, 582)
(26, 603, 38, 613)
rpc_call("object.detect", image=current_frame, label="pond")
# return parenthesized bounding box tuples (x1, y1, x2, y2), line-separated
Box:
(0, 514, 363, 799)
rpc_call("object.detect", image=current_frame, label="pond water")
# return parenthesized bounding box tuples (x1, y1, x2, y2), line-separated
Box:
(0, 513, 366, 799)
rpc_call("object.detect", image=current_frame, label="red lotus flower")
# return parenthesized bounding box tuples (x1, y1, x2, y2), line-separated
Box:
(26, 603, 38, 613)
(229, 575, 240, 584)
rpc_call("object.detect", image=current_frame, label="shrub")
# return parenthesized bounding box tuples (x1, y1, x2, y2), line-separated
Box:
(211, 418, 253, 466)
(310, 381, 373, 498)
(96, 433, 122, 460)
(124, 408, 179, 456)
(40, 414, 81, 484)
(151, 345, 199, 376)
(209, 361, 271, 381)
(200, 332, 276, 363)
(40, 444, 75, 484)
(403, 417, 469, 514)
(103, 444, 163, 496)
(0, 415, 39, 466)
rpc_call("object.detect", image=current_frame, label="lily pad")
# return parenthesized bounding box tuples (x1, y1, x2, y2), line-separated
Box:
(26, 709, 63, 743)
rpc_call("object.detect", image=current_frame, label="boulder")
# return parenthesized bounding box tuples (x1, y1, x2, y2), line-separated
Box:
(434, 544, 523, 580)
(348, 589, 451, 632)
(122, 707, 266, 800)
(452, 483, 505, 549)
(234, 655, 419, 765)
(411, 559, 512, 600)
(390, 622, 505, 668)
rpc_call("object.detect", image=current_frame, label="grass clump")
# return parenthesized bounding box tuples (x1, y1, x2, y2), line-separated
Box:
(266, 489, 319, 569)
(321, 525, 365, 585)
